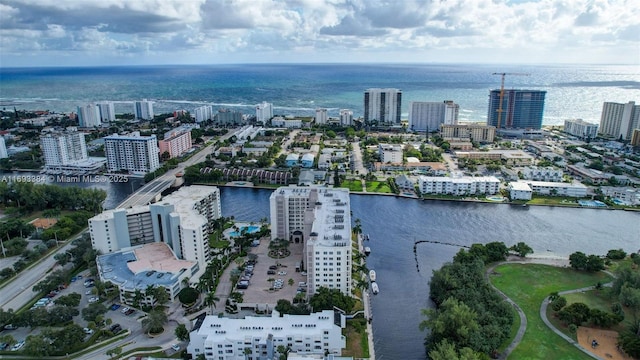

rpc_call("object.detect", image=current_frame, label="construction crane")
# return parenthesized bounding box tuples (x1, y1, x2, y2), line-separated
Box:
(492, 72, 530, 129)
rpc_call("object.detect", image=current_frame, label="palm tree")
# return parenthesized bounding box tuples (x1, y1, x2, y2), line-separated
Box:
(356, 278, 370, 292)
(243, 347, 252, 360)
(141, 309, 168, 335)
(205, 292, 220, 315)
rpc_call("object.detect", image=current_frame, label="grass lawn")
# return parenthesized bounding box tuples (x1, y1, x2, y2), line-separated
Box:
(561, 289, 632, 330)
(341, 179, 363, 192)
(490, 263, 613, 360)
(527, 197, 580, 207)
(365, 181, 392, 193)
(342, 318, 369, 358)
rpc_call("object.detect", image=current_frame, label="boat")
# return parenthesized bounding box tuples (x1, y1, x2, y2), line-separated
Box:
(364, 246, 371, 256)
(371, 282, 379, 295)
(369, 270, 376, 282)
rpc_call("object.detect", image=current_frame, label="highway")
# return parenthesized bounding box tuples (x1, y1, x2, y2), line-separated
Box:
(1, 127, 240, 312)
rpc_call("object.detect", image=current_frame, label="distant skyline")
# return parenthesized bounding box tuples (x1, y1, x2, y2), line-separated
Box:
(0, 0, 639, 68)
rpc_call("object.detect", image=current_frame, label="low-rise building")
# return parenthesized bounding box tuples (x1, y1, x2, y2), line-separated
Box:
(522, 166, 563, 182)
(508, 182, 533, 200)
(187, 310, 346, 360)
(272, 117, 303, 128)
(418, 176, 500, 195)
(286, 153, 300, 167)
(455, 150, 534, 166)
(521, 180, 588, 198)
(301, 153, 316, 168)
(378, 143, 403, 163)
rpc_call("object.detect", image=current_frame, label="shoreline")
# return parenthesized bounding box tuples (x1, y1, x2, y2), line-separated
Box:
(217, 182, 640, 212)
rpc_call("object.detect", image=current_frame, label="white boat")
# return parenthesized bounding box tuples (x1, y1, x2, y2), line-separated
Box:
(371, 282, 379, 294)
(369, 270, 376, 282)
(364, 246, 371, 256)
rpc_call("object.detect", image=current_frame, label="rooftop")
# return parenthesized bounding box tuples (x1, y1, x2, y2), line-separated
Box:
(97, 242, 195, 290)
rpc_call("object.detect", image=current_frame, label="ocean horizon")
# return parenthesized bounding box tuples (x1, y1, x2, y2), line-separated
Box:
(1, 63, 638, 125)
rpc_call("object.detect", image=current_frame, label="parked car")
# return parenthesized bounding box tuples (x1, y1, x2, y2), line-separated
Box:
(125, 309, 135, 316)
(11, 340, 25, 351)
(111, 303, 121, 311)
(269, 265, 278, 270)
(267, 270, 276, 275)
(109, 324, 122, 333)
(171, 344, 180, 351)
(277, 271, 287, 276)
(83, 327, 94, 335)
(0, 343, 8, 351)
(88, 297, 99, 303)
(3, 324, 17, 330)
(121, 307, 130, 314)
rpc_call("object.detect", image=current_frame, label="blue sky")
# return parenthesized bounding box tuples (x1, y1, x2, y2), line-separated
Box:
(0, 0, 638, 67)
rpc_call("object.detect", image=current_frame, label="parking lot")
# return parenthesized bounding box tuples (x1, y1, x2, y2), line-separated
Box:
(239, 238, 308, 307)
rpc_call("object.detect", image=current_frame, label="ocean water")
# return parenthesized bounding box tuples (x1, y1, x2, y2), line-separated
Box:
(1, 63, 639, 125)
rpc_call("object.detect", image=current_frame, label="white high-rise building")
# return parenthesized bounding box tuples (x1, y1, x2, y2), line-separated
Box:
(315, 108, 328, 125)
(564, 119, 599, 140)
(77, 104, 101, 128)
(104, 131, 160, 175)
(339, 109, 353, 126)
(270, 186, 352, 297)
(0, 137, 7, 159)
(599, 101, 640, 140)
(187, 310, 346, 360)
(194, 105, 213, 123)
(134, 99, 154, 120)
(91, 186, 222, 305)
(40, 130, 88, 167)
(97, 102, 116, 122)
(408, 100, 459, 132)
(364, 88, 402, 124)
(256, 101, 273, 123)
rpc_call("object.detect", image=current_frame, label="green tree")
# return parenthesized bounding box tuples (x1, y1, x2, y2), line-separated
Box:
(54, 292, 82, 307)
(82, 303, 108, 322)
(178, 287, 200, 305)
(205, 292, 220, 315)
(142, 309, 168, 334)
(175, 323, 190, 341)
(309, 287, 355, 313)
(569, 252, 588, 270)
(428, 339, 481, 360)
(558, 302, 591, 326)
(23, 334, 54, 356)
(421, 297, 479, 349)
(510, 242, 534, 257)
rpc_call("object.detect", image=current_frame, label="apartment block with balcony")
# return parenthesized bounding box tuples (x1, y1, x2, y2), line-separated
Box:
(90, 186, 222, 303)
(378, 143, 403, 163)
(522, 166, 563, 182)
(158, 126, 193, 159)
(187, 310, 346, 360)
(440, 124, 496, 143)
(269, 187, 352, 297)
(104, 132, 160, 175)
(418, 176, 500, 196)
(564, 119, 598, 140)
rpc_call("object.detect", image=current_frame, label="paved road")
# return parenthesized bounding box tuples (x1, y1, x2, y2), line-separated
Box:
(1, 127, 241, 312)
(350, 141, 367, 175)
(1, 240, 76, 311)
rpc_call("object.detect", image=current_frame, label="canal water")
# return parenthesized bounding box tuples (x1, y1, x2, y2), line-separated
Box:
(5, 177, 637, 359)
(219, 187, 639, 360)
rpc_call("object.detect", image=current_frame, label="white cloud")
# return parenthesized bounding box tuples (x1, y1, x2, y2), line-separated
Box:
(0, 0, 638, 66)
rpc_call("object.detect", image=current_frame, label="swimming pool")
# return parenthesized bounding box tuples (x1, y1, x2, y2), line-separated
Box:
(228, 225, 260, 237)
(577, 200, 607, 208)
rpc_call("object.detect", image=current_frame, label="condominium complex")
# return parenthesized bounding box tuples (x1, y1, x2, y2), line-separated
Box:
(214, 109, 243, 125)
(440, 124, 496, 143)
(104, 132, 160, 175)
(315, 108, 328, 125)
(339, 109, 353, 126)
(269, 187, 352, 297)
(256, 102, 273, 123)
(134, 99, 154, 120)
(408, 100, 459, 132)
(91, 186, 222, 304)
(364, 88, 402, 124)
(40, 129, 87, 166)
(378, 143, 403, 163)
(97, 102, 116, 122)
(564, 119, 599, 140)
(599, 101, 639, 140)
(187, 310, 346, 360)
(77, 104, 101, 128)
(522, 166, 563, 182)
(508, 181, 587, 200)
(195, 105, 214, 123)
(487, 90, 546, 129)
(158, 126, 193, 159)
(632, 129, 640, 147)
(418, 176, 500, 195)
